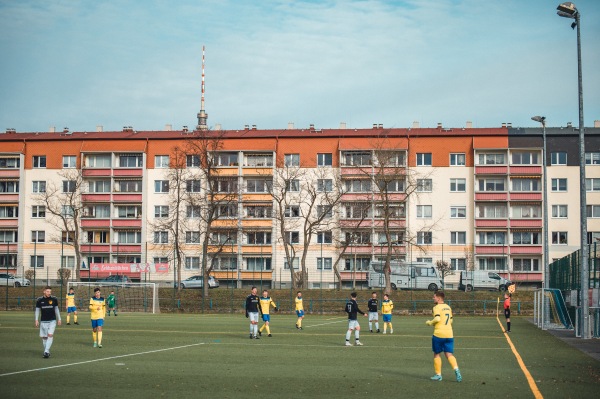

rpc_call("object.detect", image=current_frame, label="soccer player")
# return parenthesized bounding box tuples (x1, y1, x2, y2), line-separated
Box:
(65, 287, 79, 325)
(89, 287, 106, 348)
(344, 292, 367, 346)
(258, 289, 278, 337)
(425, 291, 462, 382)
(504, 293, 511, 333)
(368, 291, 380, 333)
(35, 286, 61, 358)
(107, 290, 117, 316)
(381, 293, 394, 334)
(295, 291, 304, 330)
(245, 286, 260, 339)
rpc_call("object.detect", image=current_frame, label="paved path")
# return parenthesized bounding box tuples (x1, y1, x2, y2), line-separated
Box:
(546, 328, 600, 361)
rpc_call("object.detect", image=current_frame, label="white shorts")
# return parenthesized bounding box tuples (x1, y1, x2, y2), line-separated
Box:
(369, 312, 379, 321)
(347, 319, 360, 330)
(248, 312, 259, 323)
(40, 320, 57, 337)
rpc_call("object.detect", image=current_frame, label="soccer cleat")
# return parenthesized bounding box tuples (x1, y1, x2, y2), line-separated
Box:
(66, 323, 70, 325)
(93, 342, 98, 348)
(296, 324, 299, 329)
(345, 341, 352, 346)
(74, 322, 79, 325)
(254, 335, 260, 339)
(258, 330, 262, 336)
(505, 330, 511, 333)
(430, 374, 443, 381)
(455, 368, 462, 382)
(115, 314, 118, 316)
(390, 329, 393, 334)
(249, 334, 253, 339)
(370, 330, 373, 333)
(355, 341, 363, 346)
(43, 352, 50, 358)
(299, 327, 303, 330)
(377, 329, 380, 333)
(98, 344, 103, 348)
(267, 334, 272, 337)
(383, 331, 386, 334)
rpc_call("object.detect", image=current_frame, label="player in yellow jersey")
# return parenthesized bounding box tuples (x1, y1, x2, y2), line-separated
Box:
(258, 290, 277, 337)
(89, 287, 106, 348)
(65, 287, 79, 325)
(295, 291, 304, 330)
(425, 291, 462, 382)
(381, 294, 393, 334)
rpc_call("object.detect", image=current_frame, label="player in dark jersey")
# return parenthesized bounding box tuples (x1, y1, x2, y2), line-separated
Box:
(35, 286, 62, 358)
(245, 286, 261, 339)
(344, 292, 367, 346)
(367, 292, 380, 333)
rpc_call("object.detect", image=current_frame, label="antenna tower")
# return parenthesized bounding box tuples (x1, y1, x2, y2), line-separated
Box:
(196, 45, 208, 131)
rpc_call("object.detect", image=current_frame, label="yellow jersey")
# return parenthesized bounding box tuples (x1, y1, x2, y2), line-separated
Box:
(429, 303, 454, 339)
(66, 293, 76, 307)
(89, 296, 106, 320)
(381, 299, 393, 315)
(295, 297, 304, 311)
(259, 296, 276, 314)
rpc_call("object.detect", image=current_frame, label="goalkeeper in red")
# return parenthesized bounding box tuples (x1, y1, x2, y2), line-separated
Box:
(426, 291, 462, 382)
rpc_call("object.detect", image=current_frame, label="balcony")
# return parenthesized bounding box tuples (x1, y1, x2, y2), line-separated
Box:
(475, 165, 508, 175)
(475, 219, 508, 228)
(113, 169, 143, 177)
(341, 167, 372, 176)
(339, 219, 374, 228)
(0, 194, 19, 203)
(475, 192, 508, 201)
(340, 271, 368, 281)
(345, 245, 373, 254)
(242, 168, 272, 176)
(112, 244, 141, 253)
(82, 169, 111, 177)
(340, 193, 372, 201)
(80, 244, 111, 253)
(0, 219, 18, 228)
(241, 219, 272, 228)
(510, 219, 542, 228)
(509, 192, 542, 201)
(81, 219, 111, 228)
(510, 246, 542, 255)
(112, 193, 142, 202)
(372, 219, 405, 228)
(82, 194, 110, 202)
(240, 270, 273, 280)
(474, 245, 508, 254)
(509, 165, 542, 175)
(504, 272, 542, 283)
(241, 246, 272, 255)
(0, 170, 20, 178)
(112, 219, 142, 228)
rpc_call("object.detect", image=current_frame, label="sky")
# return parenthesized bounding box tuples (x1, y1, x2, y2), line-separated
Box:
(0, 0, 599, 133)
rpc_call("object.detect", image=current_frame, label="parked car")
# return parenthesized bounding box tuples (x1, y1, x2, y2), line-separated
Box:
(96, 275, 132, 287)
(0, 273, 30, 287)
(180, 275, 219, 289)
(458, 271, 512, 292)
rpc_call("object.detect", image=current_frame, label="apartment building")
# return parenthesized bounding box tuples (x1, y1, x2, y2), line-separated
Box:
(1, 122, 599, 288)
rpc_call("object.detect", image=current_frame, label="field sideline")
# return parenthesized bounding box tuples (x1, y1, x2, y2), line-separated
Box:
(0, 312, 598, 398)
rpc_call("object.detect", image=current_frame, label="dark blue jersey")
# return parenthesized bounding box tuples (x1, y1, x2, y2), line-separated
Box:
(345, 299, 365, 320)
(245, 294, 260, 314)
(368, 298, 379, 312)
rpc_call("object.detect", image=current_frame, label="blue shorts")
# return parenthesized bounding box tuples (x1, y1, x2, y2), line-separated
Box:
(432, 336, 454, 354)
(91, 319, 104, 328)
(296, 310, 304, 317)
(67, 306, 77, 313)
(262, 314, 270, 322)
(383, 314, 392, 323)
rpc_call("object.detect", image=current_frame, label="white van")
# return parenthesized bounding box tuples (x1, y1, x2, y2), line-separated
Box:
(458, 270, 511, 292)
(368, 261, 443, 291)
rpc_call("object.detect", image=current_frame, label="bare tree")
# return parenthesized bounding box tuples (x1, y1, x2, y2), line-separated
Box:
(435, 260, 454, 289)
(35, 169, 85, 281)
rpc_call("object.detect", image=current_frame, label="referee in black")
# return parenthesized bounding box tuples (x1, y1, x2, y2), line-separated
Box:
(35, 286, 61, 358)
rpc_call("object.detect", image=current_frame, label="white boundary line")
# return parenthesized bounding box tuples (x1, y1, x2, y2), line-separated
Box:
(303, 317, 347, 328)
(0, 342, 205, 377)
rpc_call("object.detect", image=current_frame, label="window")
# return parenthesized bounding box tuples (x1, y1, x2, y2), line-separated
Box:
(513, 258, 540, 272)
(478, 257, 506, 271)
(478, 232, 505, 245)
(33, 156, 46, 168)
(62, 256, 75, 269)
(216, 204, 238, 218)
(245, 153, 273, 167)
(317, 179, 333, 192)
(451, 231, 466, 245)
(153, 257, 169, 265)
(118, 154, 143, 168)
(345, 180, 371, 193)
(586, 152, 600, 165)
(186, 180, 201, 193)
(0, 181, 19, 193)
(551, 152, 567, 165)
(117, 206, 142, 218)
(343, 151, 371, 166)
(417, 179, 432, 192)
(512, 205, 541, 218)
(185, 257, 200, 270)
(61, 231, 75, 243)
(478, 153, 505, 165)
(32, 181, 46, 193)
(32, 230, 45, 243)
(85, 231, 108, 244)
(450, 153, 466, 166)
(587, 232, 600, 245)
(317, 257, 333, 270)
(284, 154, 300, 167)
(416, 153, 432, 166)
(317, 153, 332, 167)
(212, 179, 238, 193)
(88, 180, 111, 193)
(117, 231, 141, 244)
(344, 203, 371, 219)
(317, 231, 333, 244)
(478, 178, 505, 192)
(512, 232, 540, 245)
(246, 179, 271, 193)
(62, 180, 76, 193)
(476, 204, 507, 218)
(511, 178, 541, 192)
(115, 180, 142, 192)
(375, 203, 405, 218)
(155, 155, 169, 168)
(83, 205, 110, 218)
(416, 257, 432, 263)
(345, 231, 371, 245)
(246, 257, 270, 271)
(451, 206, 466, 218)
(31, 255, 44, 268)
(285, 231, 300, 244)
(85, 154, 111, 168)
(247, 231, 271, 245)
(450, 258, 466, 271)
(31, 206, 45, 218)
(417, 231, 432, 245)
(0, 231, 17, 243)
(376, 231, 404, 245)
(186, 155, 200, 168)
(0, 206, 18, 218)
(417, 205, 432, 218)
(585, 178, 600, 192)
(286, 179, 300, 192)
(0, 157, 20, 168)
(154, 206, 169, 218)
(210, 231, 236, 245)
(246, 206, 272, 218)
(155, 180, 169, 193)
(376, 151, 406, 167)
(284, 205, 300, 218)
(61, 205, 74, 217)
(377, 179, 405, 193)
(186, 206, 201, 218)
(552, 205, 568, 218)
(317, 205, 333, 219)
(185, 231, 201, 244)
(512, 152, 538, 165)
(154, 231, 169, 244)
(587, 205, 600, 218)
(63, 155, 76, 168)
(214, 152, 238, 166)
(551, 178, 567, 192)
(284, 258, 300, 270)
(344, 257, 370, 271)
(552, 232, 568, 245)
(450, 178, 466, 192)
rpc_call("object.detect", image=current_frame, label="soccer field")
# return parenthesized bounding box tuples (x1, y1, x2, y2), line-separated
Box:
(0, 312, 598, 399)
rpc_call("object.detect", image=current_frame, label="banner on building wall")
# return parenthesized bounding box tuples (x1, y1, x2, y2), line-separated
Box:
(90, 263, 169, 273)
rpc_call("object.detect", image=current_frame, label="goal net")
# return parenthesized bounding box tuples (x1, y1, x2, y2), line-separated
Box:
(67, 282, 160, 314)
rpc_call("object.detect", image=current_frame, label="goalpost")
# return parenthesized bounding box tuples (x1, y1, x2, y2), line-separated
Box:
(67, 282, 160, 314)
